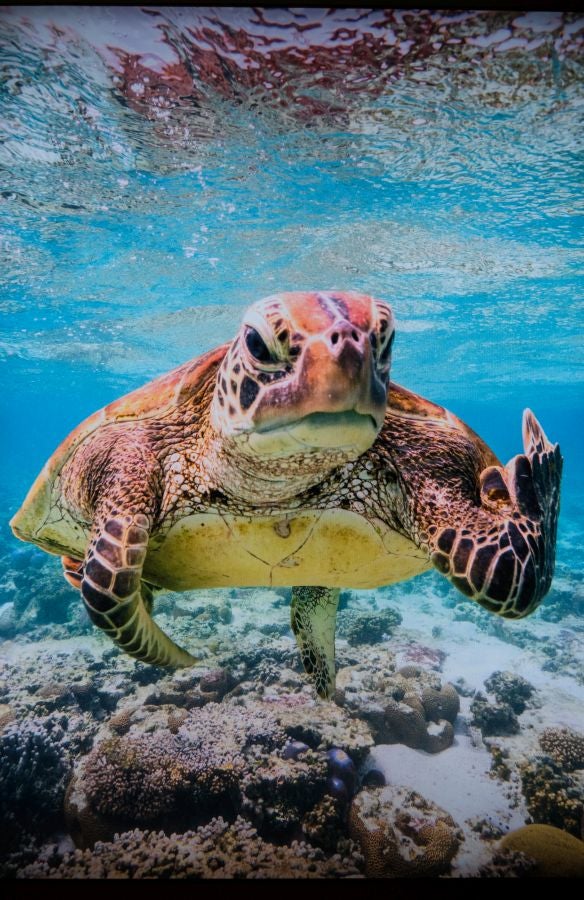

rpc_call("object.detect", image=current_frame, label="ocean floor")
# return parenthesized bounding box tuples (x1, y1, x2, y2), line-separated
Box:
(1, 567, 583, 878)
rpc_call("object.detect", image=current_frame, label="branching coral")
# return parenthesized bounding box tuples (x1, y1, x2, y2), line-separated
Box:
(19, 816, 365, 878)
(539, 727, 584, 772)
(75, 712, 249, 832)
(519, 757, 584, 837)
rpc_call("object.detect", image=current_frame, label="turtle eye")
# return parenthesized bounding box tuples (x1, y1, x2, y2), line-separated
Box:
(379, 330, 395, 367)
(245, 327, 273, 364)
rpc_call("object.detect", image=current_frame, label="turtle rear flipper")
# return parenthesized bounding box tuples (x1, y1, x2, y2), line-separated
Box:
(430, 410, 562, 618)
(291, 586, 339, 699)
(81, 508, 196, 667)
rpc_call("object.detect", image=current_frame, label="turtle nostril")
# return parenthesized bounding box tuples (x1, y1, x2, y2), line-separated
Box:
(331, 332, 339, 345)
(351, 330, 359, 342)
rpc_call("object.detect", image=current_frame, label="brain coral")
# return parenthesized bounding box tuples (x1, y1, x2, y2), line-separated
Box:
(421, 683, 460, 724)
(348, 785, 461, 877)
(499, 825, 584, 878)
(336, 662, 459, 754)
(539, 727, 584, 772)
(19, 816, 365, 878)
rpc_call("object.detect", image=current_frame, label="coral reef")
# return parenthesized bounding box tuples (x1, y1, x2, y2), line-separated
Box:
(199, 667, 237, 702)
(519, 757, 584, 837)
(499, 824, 584, 878)
(66, 702, 280, 843)
(240, 749, 328, 836)
(336, 655, 459, 753)
(476, 848, 536, 878)
(272, 698, 374, 765)
(65, 698, 364, 848)
(483, 671, 536, 715)
(19, 816, 365, 878)
(470, 693, 520, 737)
(348, 785, 462, 877)
(0, 717, 72, 853)
(539, 727, 584, 772)
(301, 794, 347, 852)
(0, 703, 15, 729)
(336, 607, 402, 645)
(420, 683, 460, 724)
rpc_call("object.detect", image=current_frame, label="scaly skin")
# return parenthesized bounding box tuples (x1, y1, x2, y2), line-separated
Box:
(10, 291, 562, 692)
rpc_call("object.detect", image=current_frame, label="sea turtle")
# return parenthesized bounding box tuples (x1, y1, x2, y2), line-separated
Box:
(10, 291, 562, 698)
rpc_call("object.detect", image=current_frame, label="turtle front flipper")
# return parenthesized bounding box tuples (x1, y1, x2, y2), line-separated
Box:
(291, 586, 340, 699)
(81, 509, 196, 667)
(429, 409, 562, 618)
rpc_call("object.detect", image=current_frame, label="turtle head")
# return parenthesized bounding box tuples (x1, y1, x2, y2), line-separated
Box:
(210, 291, 394, 467)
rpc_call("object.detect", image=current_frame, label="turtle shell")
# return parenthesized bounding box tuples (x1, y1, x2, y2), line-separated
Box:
(10, 344, 228, 547)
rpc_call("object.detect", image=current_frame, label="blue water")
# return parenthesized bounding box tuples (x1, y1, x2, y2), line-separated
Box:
(1, 9, 583, 588)
(1, 6, 584, 879)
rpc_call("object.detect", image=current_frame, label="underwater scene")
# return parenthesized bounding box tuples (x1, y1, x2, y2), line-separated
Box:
(1, 6, 583, 879)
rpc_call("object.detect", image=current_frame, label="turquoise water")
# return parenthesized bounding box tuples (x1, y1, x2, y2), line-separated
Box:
(1, 8, 582, 585)
(0, 7, 583, 878)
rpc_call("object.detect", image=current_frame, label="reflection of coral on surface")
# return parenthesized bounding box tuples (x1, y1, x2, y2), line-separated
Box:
(20, 816, 365, 878)
(103, 8, 584, 131)
(348, 785, 462, 877)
